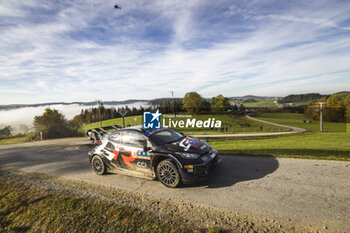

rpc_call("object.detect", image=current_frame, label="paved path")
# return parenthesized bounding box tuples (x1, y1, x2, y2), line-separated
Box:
(192, 115, 305, 138)
(0, 138, 349, 230)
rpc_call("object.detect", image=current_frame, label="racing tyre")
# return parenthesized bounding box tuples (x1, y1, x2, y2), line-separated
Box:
(156, 159, 181, 188)
(91, 155, 106, 175)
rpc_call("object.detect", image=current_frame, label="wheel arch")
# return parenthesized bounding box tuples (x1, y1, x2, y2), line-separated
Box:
(152, 154, 183, 173)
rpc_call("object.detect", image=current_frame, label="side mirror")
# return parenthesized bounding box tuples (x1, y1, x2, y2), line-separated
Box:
(180, 132, 185, 136)
(143, 145, 151, 152)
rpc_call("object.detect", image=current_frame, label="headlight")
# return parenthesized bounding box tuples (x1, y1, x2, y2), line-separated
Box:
(177, 152, 200, 159)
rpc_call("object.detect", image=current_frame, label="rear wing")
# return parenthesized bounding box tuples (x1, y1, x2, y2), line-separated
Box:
(86, 125, 122, 144)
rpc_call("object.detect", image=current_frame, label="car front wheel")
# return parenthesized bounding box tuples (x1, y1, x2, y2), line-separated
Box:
(156, 159, 181, 188)
(91, 155, 106, 175)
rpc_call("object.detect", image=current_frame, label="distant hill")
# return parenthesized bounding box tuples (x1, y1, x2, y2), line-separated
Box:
(333, 91, 350, 99)
(280, 93, 329, 103)
(228, 95, 279, 100)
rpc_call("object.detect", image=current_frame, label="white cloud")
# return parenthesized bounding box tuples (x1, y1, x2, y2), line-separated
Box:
(0, 0, 349, 105)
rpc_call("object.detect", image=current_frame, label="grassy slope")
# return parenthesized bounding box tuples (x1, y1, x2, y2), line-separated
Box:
(241, 99, 278, 108)
(207, 113, 350, 161)
(81, 114, 288, 135)
(0, 177, 218, 233)
(0, 136, 28, 145)
(242, 99, 308, 108)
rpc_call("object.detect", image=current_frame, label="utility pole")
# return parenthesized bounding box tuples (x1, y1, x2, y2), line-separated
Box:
(169, 90, 175, 115)
(96, 100, 102, 128)
(318, 102, 325, 132)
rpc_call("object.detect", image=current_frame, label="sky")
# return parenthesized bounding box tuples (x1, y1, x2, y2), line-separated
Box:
(1, 0, 350, 104)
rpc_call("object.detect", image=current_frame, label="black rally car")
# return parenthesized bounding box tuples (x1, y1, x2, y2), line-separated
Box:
(88, 126, 221, 188)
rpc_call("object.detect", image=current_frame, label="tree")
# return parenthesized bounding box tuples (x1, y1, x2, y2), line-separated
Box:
(210, 94, 231, 112)
(345, 95, 350, 122)
(33, 108, 80, 139)
(239, 104, 246, 114)
(324, 94, 345, 122)
(0, 125, 12, 138)
(182, 92, 203, 114)
(305, 102, 320, 120)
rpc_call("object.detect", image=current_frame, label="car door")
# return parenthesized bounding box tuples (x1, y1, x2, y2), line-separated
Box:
(113, 131, 151, 171)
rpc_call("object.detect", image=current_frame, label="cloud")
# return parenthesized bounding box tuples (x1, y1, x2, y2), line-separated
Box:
(0, 0, 349, 104)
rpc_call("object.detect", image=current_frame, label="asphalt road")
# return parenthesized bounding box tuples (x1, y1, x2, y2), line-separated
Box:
(0, 138, 349, 226)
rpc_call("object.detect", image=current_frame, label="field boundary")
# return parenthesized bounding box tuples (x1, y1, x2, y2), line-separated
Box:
(191, 115, 305, 138)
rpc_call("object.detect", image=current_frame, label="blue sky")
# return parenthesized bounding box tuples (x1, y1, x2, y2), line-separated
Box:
(0, 0, 350, 104)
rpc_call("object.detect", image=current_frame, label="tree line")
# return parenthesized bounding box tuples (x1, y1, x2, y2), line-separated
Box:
(69, 92, 244, 126)
(280, 93, 329, 103)
(27, 92, 241, 140)
(305, 93, 350, 122)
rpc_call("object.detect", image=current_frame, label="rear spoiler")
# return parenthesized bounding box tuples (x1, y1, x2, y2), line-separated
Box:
(86, 125, 122, 144)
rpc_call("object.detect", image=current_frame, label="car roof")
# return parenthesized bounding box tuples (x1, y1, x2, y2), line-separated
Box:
(123, 125, 143, 131)
(113, 125, 169, 134)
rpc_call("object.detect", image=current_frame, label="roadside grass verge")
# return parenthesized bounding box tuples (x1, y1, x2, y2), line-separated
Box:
(207, 132, 350, 161)
(207, 113, 350, 161)
(0, 136, 29, 145)
(0, 177, 218, 233)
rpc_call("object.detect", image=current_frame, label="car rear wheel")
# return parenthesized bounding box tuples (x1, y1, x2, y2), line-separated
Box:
(91, 155, 106, 175)
(156, 159, 181, 188)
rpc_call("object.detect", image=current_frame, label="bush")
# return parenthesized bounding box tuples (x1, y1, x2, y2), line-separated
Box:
(33, 108, 82, 139)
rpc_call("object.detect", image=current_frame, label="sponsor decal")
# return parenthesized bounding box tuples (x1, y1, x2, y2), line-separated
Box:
(175, 136, 202, 151)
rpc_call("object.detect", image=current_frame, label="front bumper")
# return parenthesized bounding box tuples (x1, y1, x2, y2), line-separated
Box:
(179, 155, 222, 184)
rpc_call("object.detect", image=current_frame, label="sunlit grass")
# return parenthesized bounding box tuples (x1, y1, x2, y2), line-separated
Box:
(207, 113, 350, 161)
(0, 136, 29, 145)
(0, 177, 216, 232)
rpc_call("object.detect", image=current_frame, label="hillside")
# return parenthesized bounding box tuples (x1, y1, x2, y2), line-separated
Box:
(280, 93, 329, 103)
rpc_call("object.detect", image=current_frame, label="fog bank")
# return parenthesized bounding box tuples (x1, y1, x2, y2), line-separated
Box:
(0, 102, 149, 131)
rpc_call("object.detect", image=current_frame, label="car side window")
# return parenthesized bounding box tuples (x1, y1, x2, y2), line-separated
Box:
(104, 142, 115, 151)
(120, 131, 146, 148)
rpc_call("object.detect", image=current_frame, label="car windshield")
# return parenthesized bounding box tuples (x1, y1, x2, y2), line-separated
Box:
(147, 128, 183, 145)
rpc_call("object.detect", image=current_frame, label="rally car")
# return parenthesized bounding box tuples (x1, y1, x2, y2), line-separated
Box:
(88, 125, 221, 188)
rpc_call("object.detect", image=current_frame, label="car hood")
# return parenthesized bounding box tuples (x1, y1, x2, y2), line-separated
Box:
(163, 136, 211, 154)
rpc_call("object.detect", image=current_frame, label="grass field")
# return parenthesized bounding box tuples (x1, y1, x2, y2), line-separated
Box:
(241, 99, 308, 108)
(207, 113, 350, 161)
(82, 114, 288, 135)
(240, 99, 278, 108)
(0, 136, 29, 145)
(252, 113, 347, 132)
(0, 177, 219, 233)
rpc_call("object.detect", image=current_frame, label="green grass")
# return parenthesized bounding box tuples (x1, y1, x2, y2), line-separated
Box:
(207, 113, 350, 161)
(241, 99, 308, 108)
(81, 114, 289, 135)
(0, 177, 216, 233)
(252, 112, 347, 132)
(239, 99, 278, 108)
(0, 136, 29, 145)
